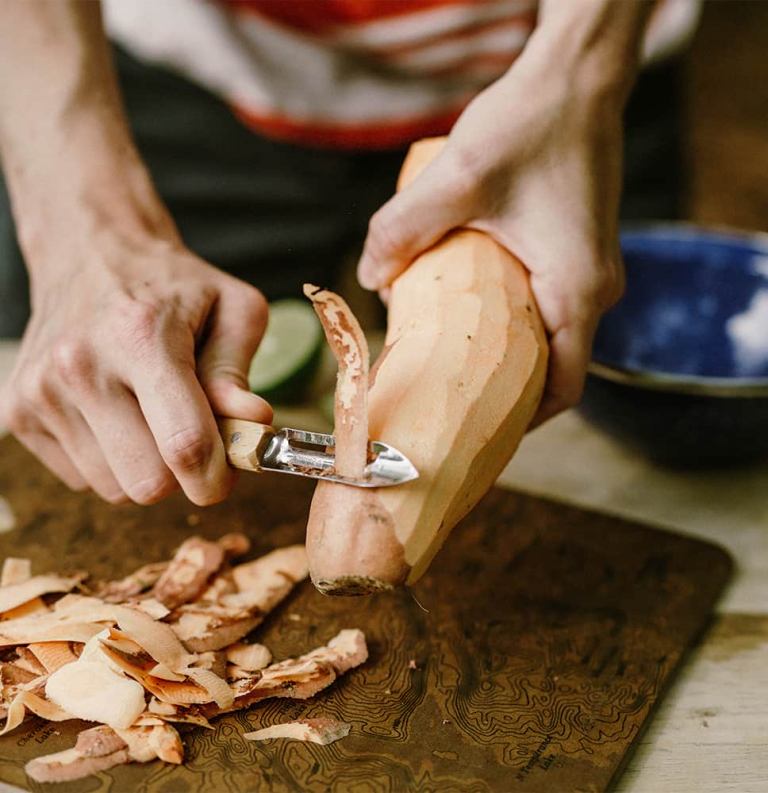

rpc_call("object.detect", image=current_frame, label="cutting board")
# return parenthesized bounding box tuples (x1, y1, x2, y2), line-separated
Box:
(0, 435, 731, 793)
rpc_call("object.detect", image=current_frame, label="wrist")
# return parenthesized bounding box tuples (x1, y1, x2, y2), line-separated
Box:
(526, 0, 653, 107)
(7, 120, 177, 280)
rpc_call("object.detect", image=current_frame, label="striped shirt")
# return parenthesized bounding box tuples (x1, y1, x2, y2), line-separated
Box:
(104, 0, 700, 150)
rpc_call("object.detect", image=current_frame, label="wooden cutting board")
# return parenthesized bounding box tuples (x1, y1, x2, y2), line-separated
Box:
(0, 435, 731, 793)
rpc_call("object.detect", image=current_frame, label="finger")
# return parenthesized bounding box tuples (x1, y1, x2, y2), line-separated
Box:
(42, 405, 128, 503)
(13, 425, 88, 492)
(197, 285, 274, 424)
(529, 320, 596, 430)
(130, 347, 236, 507)
(1, 384, 89, 493)
(357, 155, 470, 291)
(78, 385, 179, 506)
(525, 248, 621, 430)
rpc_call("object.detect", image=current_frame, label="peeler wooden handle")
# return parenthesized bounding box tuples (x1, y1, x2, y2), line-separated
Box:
(217, 418, 276, 472)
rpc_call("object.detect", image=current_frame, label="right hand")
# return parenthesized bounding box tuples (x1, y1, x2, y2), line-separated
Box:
(0, 231, 272, 506)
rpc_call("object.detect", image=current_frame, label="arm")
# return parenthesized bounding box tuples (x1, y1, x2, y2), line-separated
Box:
(357, 0, 654, 425)
(0, 1, 272, 505)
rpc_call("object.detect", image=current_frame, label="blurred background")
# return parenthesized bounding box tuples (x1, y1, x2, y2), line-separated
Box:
(678, 1, 766, 227)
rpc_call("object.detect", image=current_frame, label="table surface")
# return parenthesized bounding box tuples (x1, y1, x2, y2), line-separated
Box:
(1, 338, 766, 793)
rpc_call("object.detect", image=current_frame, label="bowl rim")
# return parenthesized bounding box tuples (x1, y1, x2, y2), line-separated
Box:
(590, 222, 768, 397)
(619, 221, 768, 252)
(587, 361, 768, 397)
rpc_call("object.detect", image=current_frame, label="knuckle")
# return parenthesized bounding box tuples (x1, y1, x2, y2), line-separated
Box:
(0, 397, 30, 434)
(126, 473, 177, 505)
(104, 490, 129, 506)
(121, 301, 162, 343)
(240, 284, 267, 317)
(234, 284, 269, 330)
(550, 382, 584, 415)
(51, 339, 95, 389)
(575, 272, 611, 313)
(160, 427, 214, 474)
(19, 368, 56, 410)
(445, 144, 485, 198)
(582, 262, 624, 311)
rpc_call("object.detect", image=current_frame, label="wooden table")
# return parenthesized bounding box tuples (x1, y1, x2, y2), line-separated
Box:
(1, 336, 767, 793)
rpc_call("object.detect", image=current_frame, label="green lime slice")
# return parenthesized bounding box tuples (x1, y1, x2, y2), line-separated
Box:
(319, 389, 336, 423)
(248, 299, 324, 404)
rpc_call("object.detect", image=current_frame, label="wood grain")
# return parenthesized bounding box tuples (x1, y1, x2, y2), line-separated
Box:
(0, 435, 731, 792)
(614, 613, 768, 793)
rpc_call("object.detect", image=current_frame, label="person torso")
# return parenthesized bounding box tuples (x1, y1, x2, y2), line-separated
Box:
(103, 0, 700, 150)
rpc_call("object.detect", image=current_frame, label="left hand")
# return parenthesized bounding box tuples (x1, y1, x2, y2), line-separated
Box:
(357, 43, 630, 427)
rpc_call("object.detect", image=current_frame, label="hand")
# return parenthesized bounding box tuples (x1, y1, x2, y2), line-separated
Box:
(357, 42, 631, 426)
(0, 231, 272, 506)
(0, 1, 273, 506)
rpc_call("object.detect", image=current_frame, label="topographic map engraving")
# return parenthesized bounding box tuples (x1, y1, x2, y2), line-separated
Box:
(0, 436, 731, 792)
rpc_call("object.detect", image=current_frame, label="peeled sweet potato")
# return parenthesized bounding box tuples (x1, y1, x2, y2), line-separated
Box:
(306, 137, 548, 595)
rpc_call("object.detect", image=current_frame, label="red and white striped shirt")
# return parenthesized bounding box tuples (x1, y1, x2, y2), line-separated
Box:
(104, 0, 700, 150)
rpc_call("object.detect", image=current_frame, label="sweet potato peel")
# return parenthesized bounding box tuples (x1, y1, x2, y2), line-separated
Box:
(244, 717, 351, 745)
(0, 537, 367, 783)
(303, 284, 370, 479)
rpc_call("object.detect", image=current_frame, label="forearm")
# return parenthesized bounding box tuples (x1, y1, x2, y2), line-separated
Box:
(0, 1, 172, 278)
(529, 0, 654, 104)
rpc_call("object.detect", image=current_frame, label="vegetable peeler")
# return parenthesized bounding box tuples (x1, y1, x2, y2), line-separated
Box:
(217, 418, 418, 488)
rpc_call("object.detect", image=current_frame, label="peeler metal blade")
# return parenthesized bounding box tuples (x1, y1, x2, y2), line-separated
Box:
(260, 427, 418, 487)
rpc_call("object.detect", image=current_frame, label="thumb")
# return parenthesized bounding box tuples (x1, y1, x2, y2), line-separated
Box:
(357, 158, 470, 291)
(197, 285, 274, 425)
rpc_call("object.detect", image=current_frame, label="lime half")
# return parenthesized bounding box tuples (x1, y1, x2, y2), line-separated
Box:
(248, 299, 324, 404)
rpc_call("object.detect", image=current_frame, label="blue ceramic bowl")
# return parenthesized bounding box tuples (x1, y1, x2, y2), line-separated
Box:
(578, 224, 768, 465)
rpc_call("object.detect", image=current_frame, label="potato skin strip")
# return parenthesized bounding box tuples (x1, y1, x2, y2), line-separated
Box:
(0, 573, 86, 614)
(201, 629, 368, 718)
(24, 722, 183, 783)
(1, 690, 75, 736)
(76, 725, 128, 758)
(230, 545, 308, 591)
(303, 284, 370, 479)
(0, 544, 368, 784)
(244, 717, 351, 745)
(96, 562, 168, 603)
(148, 722, 184, 764)
(171, 546, 308, 653)
(25, 748, 132, 783)
(225, 642, 271, 671)
(98, 639, 229, 708)
(0, 558, 31, 587)
(45, 660, 147, 731)
(0, 661, 38, 686)
(185, 668, 234, 710)
(0, 622, 104, 647)
(1, 597, 49, 621)
(110, 605, 195, 673)
(28, 641, 80, 674)
(153, 537, 225, 610)
(95, 534, 248, 605)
